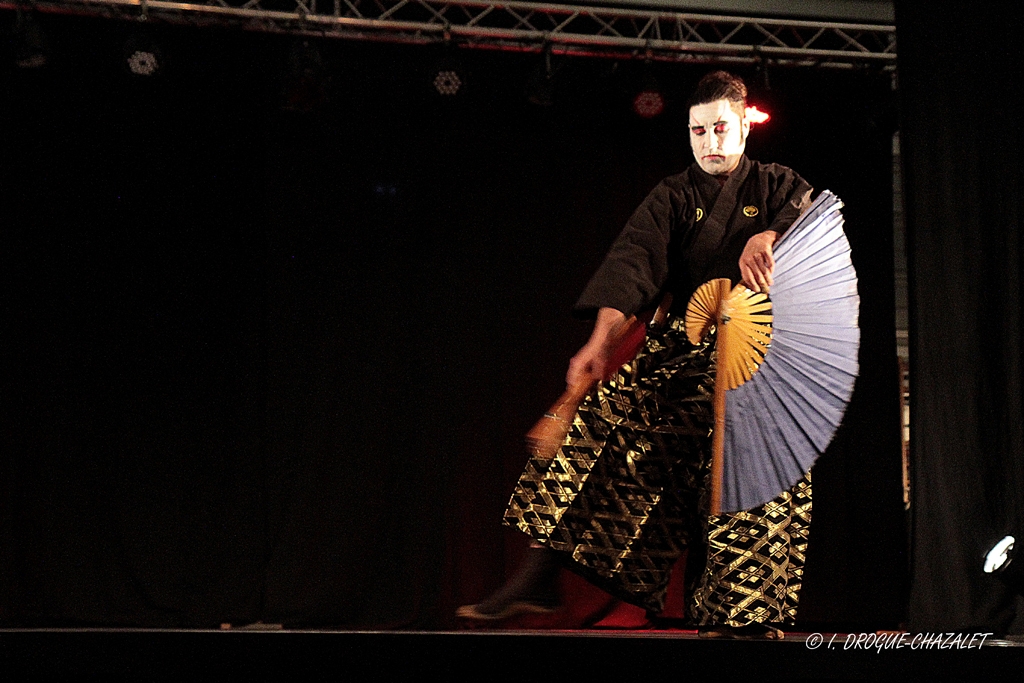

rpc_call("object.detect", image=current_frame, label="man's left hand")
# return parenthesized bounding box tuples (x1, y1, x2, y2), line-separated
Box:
(739, 230, 779, 293)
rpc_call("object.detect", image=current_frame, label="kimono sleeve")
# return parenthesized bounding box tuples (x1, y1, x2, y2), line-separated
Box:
(572, 180, 680, 319)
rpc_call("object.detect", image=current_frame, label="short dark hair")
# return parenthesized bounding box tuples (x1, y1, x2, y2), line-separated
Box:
(688, 71, 747, 116)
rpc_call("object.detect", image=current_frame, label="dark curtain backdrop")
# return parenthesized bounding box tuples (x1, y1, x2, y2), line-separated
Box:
(1, 13, 905, 629)
(897, 2, 1024, 634)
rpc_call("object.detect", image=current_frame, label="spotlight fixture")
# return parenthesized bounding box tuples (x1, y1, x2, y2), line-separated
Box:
(123, 33, 164, 77)
(429, 45, 466, 98)
(755, 55, 772, 92)
(282, 39, 328, 113)
(985, 535, 1015, 574)
(632, 72, 665, 119)
(984, 534, 1024, 595)
(526, 46, 555, 107)
(127, 50, 159, 76)
(433, 69, 462, 96)
(633, 90, 665, 119)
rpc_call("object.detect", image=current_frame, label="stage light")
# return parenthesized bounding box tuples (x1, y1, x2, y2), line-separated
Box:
(984, 535, 1015, 574)
(432, 66, 464, 96)
(745, 105, 770, 124)
(429, 39, 466, 98)
(526, 46, 554, 107)
(124, 33, 164, 77)
(632, 71, 665, 119)
(433, 69, 462, 96)
(282, 39, 328, 113)
(755, 56, 772, 92)
(127, 51, 159, 76)
(984, 534, 1024, 596)
(633, 90, 665, 119)
(429, 55, 466, 96)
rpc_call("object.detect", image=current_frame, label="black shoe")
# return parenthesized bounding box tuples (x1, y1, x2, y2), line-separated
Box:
(456, 547, 561, 620)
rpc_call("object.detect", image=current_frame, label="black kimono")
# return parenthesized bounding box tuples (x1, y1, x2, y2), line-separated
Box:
(574, 155, 813, 319)
(503, 156, 815, 626)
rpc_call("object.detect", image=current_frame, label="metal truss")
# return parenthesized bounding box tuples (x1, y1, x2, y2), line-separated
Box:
(9, 0, 896, 67)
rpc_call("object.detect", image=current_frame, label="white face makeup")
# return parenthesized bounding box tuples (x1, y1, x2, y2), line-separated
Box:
(689, 98, 750, 175)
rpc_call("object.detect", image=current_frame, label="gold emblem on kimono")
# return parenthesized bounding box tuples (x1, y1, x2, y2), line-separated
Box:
(695, 208, 704, 221)
(743, 205, 759, 217)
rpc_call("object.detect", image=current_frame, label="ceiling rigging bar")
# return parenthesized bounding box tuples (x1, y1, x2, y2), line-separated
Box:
(6, 0, 897, 66)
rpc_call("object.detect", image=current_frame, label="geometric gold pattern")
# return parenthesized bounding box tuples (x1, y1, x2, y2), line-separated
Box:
(503, 318, 811, 623)
(689, 472, 812, 626)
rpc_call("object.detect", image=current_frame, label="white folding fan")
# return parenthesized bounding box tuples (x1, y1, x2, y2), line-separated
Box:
(685, 191, 860, 513)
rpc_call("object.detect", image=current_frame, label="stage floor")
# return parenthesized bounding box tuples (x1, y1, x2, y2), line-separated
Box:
(1, 628, 1021, 680)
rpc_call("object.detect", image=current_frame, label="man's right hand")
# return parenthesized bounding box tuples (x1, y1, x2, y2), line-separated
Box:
(567, 341, 609, 387)
(566, 307, 626, 387)
(739, 230, 778, 293)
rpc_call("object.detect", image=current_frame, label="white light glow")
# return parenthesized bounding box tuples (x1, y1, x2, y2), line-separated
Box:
(984, 535, 1015, 573)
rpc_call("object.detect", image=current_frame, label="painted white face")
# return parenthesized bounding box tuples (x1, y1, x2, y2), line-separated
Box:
(689, 99, 749, 175)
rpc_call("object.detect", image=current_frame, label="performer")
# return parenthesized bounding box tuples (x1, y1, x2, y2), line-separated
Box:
(458, 71, 814, 637)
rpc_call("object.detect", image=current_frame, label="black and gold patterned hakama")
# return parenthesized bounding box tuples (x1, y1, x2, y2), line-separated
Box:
(503, 318, 812, 625)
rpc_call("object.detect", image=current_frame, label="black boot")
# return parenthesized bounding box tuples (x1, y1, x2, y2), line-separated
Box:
(456, 546, 561, 620)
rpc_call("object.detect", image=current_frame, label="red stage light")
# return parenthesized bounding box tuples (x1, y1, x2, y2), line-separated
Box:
(634, 90, 665, 119)
(745, 106, 770, 124)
